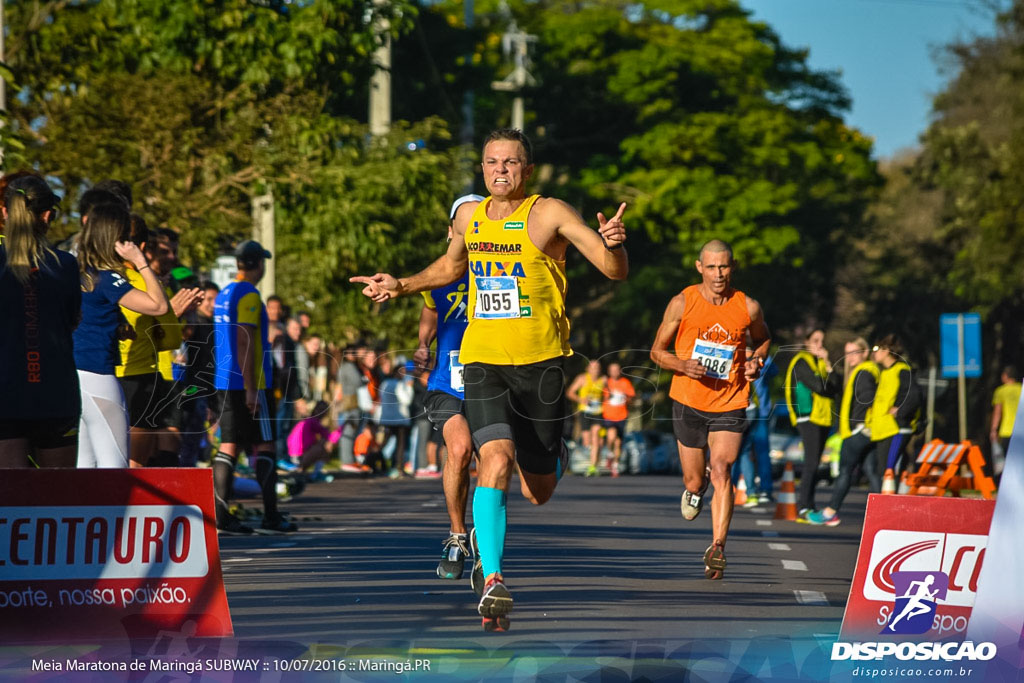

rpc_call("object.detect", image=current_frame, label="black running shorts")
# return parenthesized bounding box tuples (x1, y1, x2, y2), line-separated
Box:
(0, 416, 79, 449)
(217, 389, 276, 447)
(119, 373, 167, 429)
(424, 390, 464, 431)
(602, 419, 627, 436)
(672, 401, 747, 450)
(581, 413, 603, 430)
(463, 356, 568, 475)
(154, 377, 184, 430)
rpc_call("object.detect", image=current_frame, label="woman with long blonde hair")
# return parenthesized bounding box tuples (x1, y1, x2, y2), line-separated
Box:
(73, 202, 168, 467)
(0, 173, 81, 467)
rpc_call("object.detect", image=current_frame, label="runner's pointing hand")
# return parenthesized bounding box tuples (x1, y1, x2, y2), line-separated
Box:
(350, 273, 402, 303)
(597, 202, 627, 249)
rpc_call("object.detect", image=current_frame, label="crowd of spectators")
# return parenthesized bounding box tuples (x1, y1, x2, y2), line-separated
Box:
(1, 172, 1014, 533)
(0, 172, 449, 533)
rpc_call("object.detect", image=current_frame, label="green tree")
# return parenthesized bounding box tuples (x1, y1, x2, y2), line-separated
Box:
(4, 0, 466, 346)
(274, 119, 460, 344)
(502, 0, 879, 350)
(836, 1, 1024, 442)
(396, 1, 880, 354)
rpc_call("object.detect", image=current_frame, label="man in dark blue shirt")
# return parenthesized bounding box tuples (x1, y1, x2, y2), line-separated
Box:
(212, 241, 296, 535)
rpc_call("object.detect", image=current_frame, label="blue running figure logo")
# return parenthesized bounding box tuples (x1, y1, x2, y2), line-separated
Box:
(882, 571, 949, 635)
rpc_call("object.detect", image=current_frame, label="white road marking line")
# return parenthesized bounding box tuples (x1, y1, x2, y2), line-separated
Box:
(782, 560, 808, 571)
(767, 543, 791, 551)
(794, 590, 829, 606)
(749, 508, 768, 515)
(756, 520, 772, 526)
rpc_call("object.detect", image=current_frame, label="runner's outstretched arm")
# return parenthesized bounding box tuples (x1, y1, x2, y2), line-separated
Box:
(350, 251, 467, 303)
(350, 214, 471, 302)
(551, 199, 628, 280)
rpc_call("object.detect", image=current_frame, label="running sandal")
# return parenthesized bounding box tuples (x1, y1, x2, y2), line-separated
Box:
(437, 532, 469, 580)
(804, 510, 841, 527)
(585, 464, 598, 477)
(469, 527, 485, 597)
(742, 494, 761, 508)
(703, 540, 727, 580)
(478, 576, 513, 632)
(680, 466, 711, 521)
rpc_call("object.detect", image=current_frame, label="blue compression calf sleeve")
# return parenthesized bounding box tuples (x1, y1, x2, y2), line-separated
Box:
(472, 486, 507, 578)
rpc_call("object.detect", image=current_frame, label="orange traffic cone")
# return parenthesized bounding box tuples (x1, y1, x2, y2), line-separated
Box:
(734, 474, 748, 506)
(774, 463, 798, 520)
(881, 468, 896, 495)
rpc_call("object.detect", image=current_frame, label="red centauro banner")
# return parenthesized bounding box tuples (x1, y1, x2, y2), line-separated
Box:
(0, 468, 232, 641)
(840, 494, 995, 641)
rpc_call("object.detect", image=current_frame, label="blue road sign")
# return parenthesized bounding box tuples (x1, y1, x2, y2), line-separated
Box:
(940, 313, 982, 378)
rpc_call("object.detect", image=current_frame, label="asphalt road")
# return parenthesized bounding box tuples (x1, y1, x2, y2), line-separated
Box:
(0, 474, 893, 682)
(219, 471, 865, 646)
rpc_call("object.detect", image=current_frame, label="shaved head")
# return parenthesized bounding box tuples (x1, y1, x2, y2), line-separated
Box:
(699, 239, 733, 262)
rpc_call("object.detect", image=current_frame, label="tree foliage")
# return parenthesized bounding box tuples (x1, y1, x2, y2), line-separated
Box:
(4, 0, 881, 352)
(840, 1, 1024, 356)
(407, 0, 880, 352)
(833, 0, 1024, 441)
(4, 0, 463, 344)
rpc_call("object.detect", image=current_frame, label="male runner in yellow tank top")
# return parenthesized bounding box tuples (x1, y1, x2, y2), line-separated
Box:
(650, 240, 770, 580)
(351, 128, 628, 631)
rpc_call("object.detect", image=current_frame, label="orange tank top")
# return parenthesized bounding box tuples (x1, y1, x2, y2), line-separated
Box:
(603, 376, 634, 422)
(668, 285, 751, 412)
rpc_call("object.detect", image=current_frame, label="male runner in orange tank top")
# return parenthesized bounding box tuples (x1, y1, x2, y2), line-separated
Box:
(650, 240, 770, 580)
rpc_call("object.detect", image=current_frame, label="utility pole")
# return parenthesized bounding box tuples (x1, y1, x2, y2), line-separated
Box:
(491, 13, 535, 132)
(252, 190, 275, 296)
(369, 0, 391, 137)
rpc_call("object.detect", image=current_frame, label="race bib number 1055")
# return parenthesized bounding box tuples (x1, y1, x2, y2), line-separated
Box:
(474, 276, 521, 319)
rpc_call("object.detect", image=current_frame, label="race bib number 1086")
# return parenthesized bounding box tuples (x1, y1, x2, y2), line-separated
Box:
(692, 340, 736, 380)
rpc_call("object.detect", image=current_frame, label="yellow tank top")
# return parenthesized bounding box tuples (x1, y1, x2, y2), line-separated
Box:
(460, 195, 572, 365)
(579, 375, 606, 415)
(117, 269, 180, 378)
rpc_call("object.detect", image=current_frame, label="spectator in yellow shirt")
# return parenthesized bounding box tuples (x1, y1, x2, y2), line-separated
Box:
(990, 365, 1021, 477)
